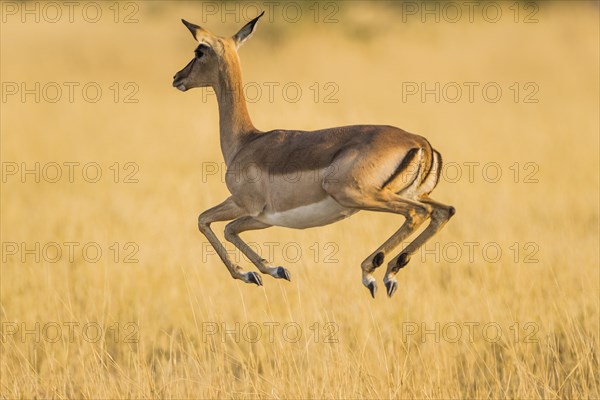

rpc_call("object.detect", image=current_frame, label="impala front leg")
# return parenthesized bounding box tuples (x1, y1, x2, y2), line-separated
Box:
(224, 216, 292, 281)
(198, 197, 263, 286)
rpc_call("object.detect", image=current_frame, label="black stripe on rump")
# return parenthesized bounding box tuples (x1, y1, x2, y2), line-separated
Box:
(381, 147, 420, 190)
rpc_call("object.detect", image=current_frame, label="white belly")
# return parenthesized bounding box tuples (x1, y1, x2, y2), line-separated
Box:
(256, 196, 358, 229)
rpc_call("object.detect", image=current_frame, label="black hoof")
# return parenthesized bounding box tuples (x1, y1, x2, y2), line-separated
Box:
(246, 272, 263, 286)
(393, 253, 410, 273)
(448, 206, 456, 217)
(385, 280, 398, 297)
(373, 252, 384, 268)
(275, 266, 291, 281)
(367, 282, 377, 298)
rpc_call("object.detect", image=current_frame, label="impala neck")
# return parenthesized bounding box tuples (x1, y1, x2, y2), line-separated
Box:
(214, 55, 256, 166)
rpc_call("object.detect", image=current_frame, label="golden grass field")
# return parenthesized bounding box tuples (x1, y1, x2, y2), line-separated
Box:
(1, 1, 598, 398)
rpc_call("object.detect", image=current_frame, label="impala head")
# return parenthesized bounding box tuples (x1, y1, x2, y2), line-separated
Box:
(172, 11, 264, 92)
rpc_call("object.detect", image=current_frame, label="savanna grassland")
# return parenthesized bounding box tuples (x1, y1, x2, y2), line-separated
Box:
(1, 1, 598, 398)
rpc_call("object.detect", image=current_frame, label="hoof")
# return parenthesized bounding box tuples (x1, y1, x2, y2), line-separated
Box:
(373, 252, 384, 268)
(367, 281, 377, 298)
(275, 266, 291, 281)
(385, 280, 398, 297)
(245, 271, 263, 286)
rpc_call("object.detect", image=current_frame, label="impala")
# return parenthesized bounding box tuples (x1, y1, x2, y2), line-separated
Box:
(172, 12, 455, 297)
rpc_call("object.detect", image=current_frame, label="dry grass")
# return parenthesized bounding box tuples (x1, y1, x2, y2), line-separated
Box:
(1, 1, 598, 398)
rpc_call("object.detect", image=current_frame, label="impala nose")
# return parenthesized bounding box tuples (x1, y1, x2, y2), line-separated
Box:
(172, 72, 181, 85)
(172, 73, 186, 91)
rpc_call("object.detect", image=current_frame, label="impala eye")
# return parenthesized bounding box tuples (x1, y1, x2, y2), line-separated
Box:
(195, 44, 210, 59)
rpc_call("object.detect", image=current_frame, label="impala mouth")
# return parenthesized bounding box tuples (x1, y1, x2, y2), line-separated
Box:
(173, 79, 187, 91)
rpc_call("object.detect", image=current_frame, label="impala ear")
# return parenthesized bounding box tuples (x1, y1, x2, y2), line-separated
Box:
(232, 11, 264, 48)
(181, 19, 205, 41)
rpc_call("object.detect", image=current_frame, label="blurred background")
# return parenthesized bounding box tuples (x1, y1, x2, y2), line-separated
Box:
(1, 1, 598, 398)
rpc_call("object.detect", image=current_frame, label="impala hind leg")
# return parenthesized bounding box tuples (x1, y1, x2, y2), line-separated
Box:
(383, 199, 455, 296)
(198, 198, 262, 286)
(325, 186, 431, 298)
(224, 217, 291, 281)
(361, 211, 428, 297)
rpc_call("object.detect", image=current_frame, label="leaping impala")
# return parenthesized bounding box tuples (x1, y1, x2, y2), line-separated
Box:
(172, 12, 455, 298)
